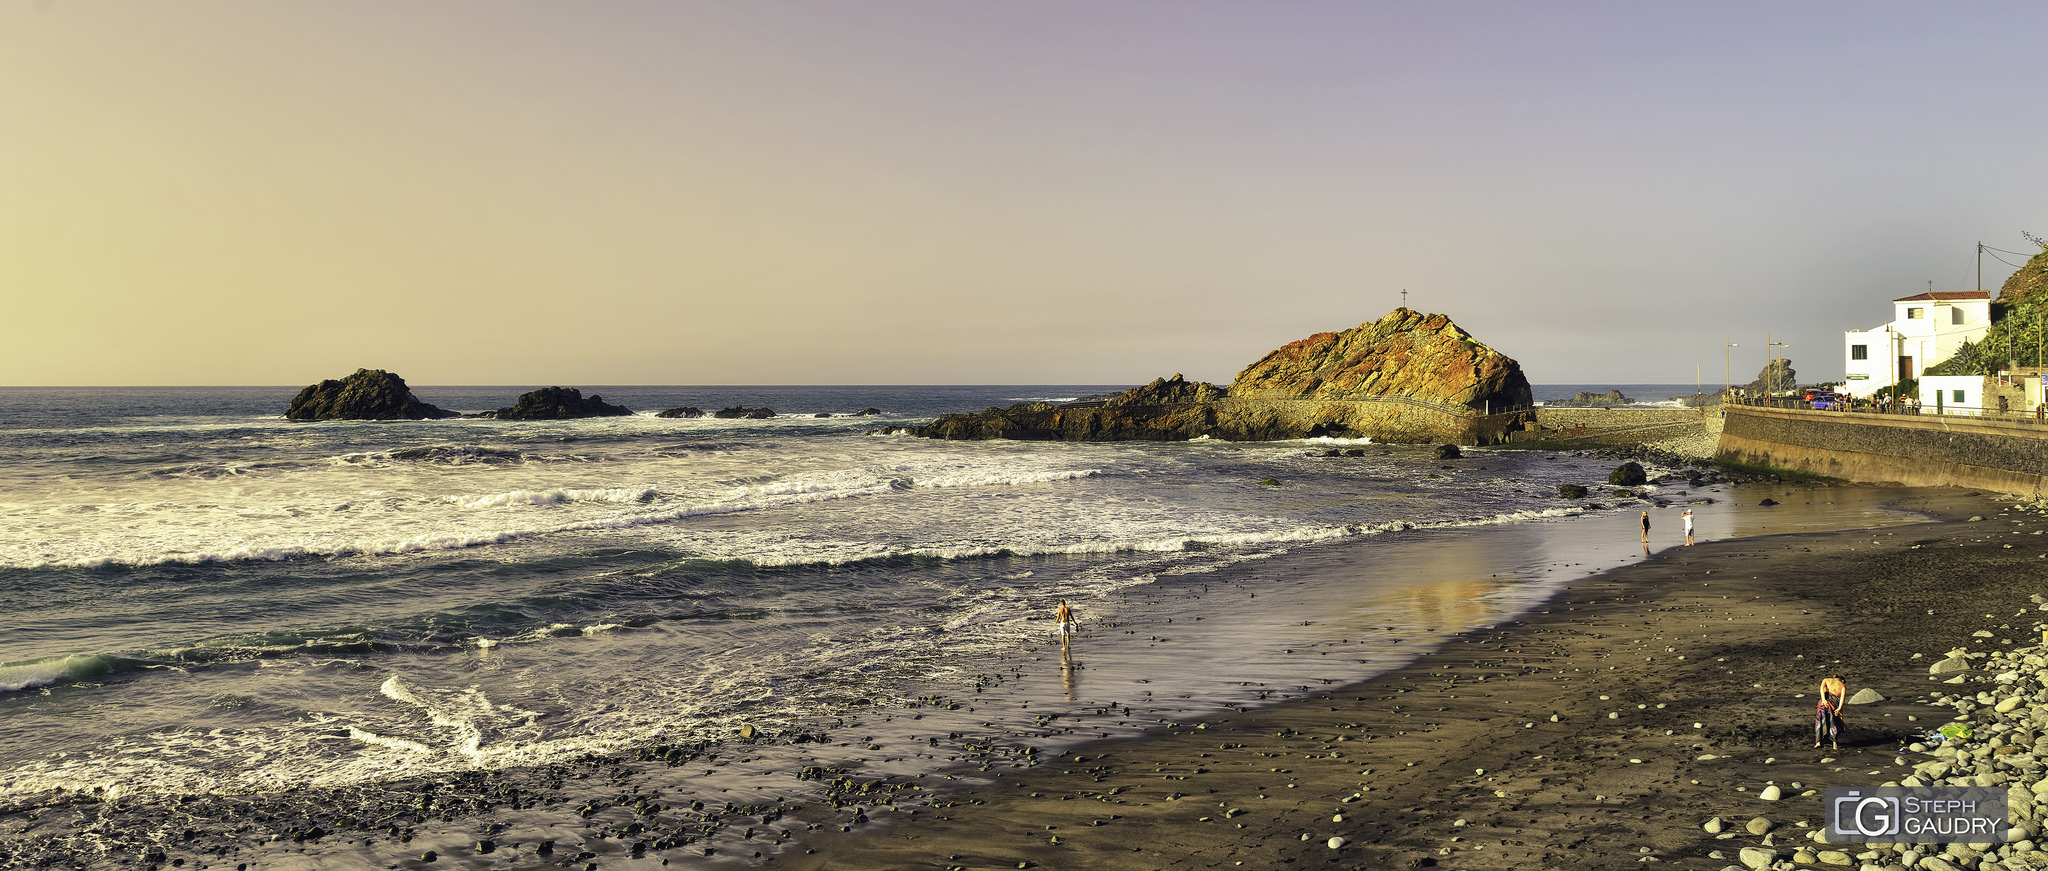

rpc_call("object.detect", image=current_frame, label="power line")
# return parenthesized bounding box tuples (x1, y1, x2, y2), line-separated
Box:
(1985, 250, 2030, 270)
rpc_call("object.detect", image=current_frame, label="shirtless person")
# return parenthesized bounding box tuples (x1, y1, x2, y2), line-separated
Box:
(1054, 600, 1074, 651)
(1816, 674, 1847, 750)
(1640, 511, 1651, 543)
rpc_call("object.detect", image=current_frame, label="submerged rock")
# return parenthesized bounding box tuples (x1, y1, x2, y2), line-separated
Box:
(1608, 462, 1647, 485)
(286, 369, 458, 420)
(656, 406, 705, 419)
(482, 387, 635, 420)
(711, 406, 776, 419)
(1558, 484, 1589, 499)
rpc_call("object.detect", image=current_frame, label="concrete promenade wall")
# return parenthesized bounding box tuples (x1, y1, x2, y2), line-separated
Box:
(1717, 407, 2048, 497)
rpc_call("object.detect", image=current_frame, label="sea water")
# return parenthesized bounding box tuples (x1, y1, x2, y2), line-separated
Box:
(0, 385, 1912, 862)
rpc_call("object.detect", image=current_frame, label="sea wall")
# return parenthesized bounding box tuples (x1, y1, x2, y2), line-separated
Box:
(1716, 407, 2048, 497)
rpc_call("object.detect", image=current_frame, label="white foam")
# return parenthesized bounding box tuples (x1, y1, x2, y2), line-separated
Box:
(914, 469, 1101, 489)
(450, 488, 657, 509)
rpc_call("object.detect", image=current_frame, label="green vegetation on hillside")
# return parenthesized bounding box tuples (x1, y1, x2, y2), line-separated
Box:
(1923, 245, 2048, 376)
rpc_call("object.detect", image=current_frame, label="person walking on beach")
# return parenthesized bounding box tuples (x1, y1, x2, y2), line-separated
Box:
(1640, 510, 1651, 543)
(1054, 600, 1074, 652)
(1682, 509, 1695, 546)
(1816, 674, 1847, 750)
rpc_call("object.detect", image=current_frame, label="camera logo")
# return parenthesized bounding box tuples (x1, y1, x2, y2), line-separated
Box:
(1831, 790, 1900, 838)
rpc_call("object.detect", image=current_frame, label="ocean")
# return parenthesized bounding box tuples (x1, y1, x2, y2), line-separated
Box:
(0, 384, 1908, 866)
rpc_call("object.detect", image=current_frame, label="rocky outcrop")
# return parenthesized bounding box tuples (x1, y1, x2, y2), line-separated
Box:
(1229, 309, 1531, 410)
(656, 406, 704, 419)
(286, 369, 457, 420)
(481, 387, 635, 420)
(1742, 359, 1797, 396)
(1549, 390, 1631, 407)
(712, 406, 776, 419)
(915, 310, 1533, 444)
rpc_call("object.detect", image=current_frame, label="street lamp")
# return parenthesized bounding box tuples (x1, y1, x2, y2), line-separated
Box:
(1725, 339, 1739, 401)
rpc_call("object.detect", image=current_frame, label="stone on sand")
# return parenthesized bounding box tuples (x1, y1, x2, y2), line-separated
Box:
(1745, 816, 1774, 835)
(1847, 688, 1884, 704)
(1704, 816, 1725, 833)
(1737, 846, 1776, 870)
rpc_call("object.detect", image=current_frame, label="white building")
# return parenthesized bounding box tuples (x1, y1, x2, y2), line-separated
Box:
(1841, 290, 1992, 398)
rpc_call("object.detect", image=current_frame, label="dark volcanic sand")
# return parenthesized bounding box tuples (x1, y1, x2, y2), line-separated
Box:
(7, 487, 2045, 870)
(779, 489, 2048, 870)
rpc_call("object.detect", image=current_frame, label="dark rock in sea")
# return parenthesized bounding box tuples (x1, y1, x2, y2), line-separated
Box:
(712, 406, 776, 419)
(1259, 478, 1281, 487)
(286, 369, 458, 421)
(1547, 389, 1631, 408)
(481, 387, 635, 420)
(1759, 497, 1780, 506)
(1434, 444, 1462, 460)
(1343, 448, 1367, 457)
(1608, 462, 1647, 486)
(657, 406, 705, 419)
(850, 408, 883, 416)
(1559, 484, 1588, 499)
(814, 412, 832, 418)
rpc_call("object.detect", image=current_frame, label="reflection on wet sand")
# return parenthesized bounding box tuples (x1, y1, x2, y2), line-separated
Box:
(1060, 646, 1076, 701)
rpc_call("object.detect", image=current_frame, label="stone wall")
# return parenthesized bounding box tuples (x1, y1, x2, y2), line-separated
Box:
(1716, 407, 2048, 497)
(1506, 408, 1720, 457)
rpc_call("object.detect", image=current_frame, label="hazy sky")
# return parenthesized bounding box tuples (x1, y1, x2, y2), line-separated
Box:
(5, 2, 2045, 387)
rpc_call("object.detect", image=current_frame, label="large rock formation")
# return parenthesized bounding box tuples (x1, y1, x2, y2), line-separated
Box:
(915, 309, 1532, 444)
(1229, 309, 1531, 410)
(1741, 359, 1797, 396)
(481, 387, 635, 420)
(286, 369, 457, 420)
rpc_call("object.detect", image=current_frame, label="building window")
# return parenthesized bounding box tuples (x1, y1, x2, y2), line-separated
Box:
(1908, 307, 1924, 319)
(1952, 308, 1964, 325)
(1851, 344, 1868, 360)
(1952, 390, 1965, 403)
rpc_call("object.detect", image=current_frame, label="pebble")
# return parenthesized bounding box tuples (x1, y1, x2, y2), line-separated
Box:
(1745, 817, 1774, 835)
(1704, 817, 1725, 834)
(1759, 784, 1782, 800)
(1327, 837, 1345, 849)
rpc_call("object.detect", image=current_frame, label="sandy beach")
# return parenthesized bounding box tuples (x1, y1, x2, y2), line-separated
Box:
(8, 482, 2044, 871)
(779, 487, 2048, 870)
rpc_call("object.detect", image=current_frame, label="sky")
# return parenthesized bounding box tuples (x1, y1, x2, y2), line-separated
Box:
(4, 2, 2046, 387)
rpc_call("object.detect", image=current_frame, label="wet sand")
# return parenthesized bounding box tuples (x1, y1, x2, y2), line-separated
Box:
(4, 485, 2035, 870)
(779, 488, 2048, 870)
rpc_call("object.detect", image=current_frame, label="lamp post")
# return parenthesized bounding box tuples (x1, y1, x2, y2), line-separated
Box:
(1768, 336, 1791, 397)
(1725, 339, 1739, 402)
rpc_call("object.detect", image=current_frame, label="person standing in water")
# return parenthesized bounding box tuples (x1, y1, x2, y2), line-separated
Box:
(1640, 510, 1651, 543)
(1054, 600, 1074, 651)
